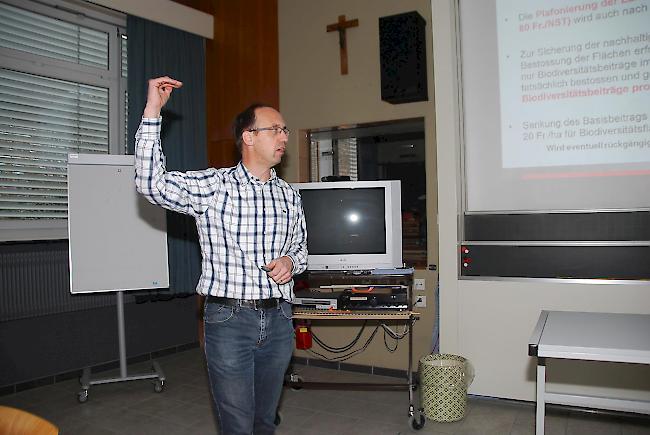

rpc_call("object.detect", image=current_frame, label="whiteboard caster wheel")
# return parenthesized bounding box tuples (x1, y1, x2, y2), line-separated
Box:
(78, 390, 89, 403)
(154, 380, 164, 393)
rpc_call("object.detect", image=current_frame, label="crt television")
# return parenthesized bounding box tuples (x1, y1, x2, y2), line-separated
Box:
(292, 180, 402, 271)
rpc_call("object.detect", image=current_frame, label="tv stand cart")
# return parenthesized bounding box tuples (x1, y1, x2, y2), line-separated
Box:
(287, 268, 426, 431)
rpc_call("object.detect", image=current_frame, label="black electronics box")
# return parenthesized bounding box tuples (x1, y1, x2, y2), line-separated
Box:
(338, 287, 408, 310)
(379, 11, 428, 104)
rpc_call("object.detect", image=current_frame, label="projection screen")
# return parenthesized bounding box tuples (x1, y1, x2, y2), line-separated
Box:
(460, 0, 650, 212)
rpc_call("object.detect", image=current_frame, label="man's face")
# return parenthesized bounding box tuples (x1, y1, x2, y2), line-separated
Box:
(246, 107, 288, 168)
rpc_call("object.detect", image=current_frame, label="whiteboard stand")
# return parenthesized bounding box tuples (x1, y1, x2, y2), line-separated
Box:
(78, 291, 166, 403)
(67, 154, 170, 403)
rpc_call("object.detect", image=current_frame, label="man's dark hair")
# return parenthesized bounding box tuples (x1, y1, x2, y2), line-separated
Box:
(232, 103, 272, 152)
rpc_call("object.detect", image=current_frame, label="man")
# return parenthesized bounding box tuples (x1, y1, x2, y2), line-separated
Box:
(134, 76, 308, 435)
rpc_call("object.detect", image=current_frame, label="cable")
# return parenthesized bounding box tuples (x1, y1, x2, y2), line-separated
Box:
(308, 317, 416, 360)
(380, 320, 415, 352)
(380, 319, 415, 339)
(308, 324, 382, 362)
(383, 327, 399, 352)
(310, 321, 368, 353)
(431, 280, 440, 353)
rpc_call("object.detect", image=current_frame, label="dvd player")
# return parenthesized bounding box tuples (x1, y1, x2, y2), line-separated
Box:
(292, 289, 341, 309)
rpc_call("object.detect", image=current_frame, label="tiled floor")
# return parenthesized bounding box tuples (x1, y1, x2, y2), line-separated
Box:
(1, 348, 648, 434)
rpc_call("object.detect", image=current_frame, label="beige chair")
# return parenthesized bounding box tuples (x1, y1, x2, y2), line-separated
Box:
(0, 405, 59, 435)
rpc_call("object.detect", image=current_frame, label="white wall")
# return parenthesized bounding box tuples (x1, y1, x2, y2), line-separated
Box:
(432, 0, 650, 402)
(278, 0, 438, 369)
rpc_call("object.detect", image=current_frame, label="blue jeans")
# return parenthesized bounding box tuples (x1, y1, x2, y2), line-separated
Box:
(203, 300, 294, 435)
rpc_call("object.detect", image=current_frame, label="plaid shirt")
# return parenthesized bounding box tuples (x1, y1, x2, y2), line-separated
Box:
(134, 117, 307, 300)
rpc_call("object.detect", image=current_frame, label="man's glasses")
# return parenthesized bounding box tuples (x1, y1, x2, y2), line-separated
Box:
(247, 126, 291, 136)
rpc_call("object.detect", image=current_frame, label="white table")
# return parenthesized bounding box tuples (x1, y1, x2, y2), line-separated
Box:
(528, 310, 650, 435)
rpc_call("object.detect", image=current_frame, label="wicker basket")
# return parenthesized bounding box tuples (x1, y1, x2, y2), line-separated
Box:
(419, 354, 469, 422)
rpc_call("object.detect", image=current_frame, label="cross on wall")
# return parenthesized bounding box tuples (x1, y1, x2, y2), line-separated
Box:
(326, 15, 359, 75)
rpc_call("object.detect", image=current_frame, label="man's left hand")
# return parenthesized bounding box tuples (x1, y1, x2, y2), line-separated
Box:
(265, 257, 293, 285)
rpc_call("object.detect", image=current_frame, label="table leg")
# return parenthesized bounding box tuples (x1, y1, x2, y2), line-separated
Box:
(536, 357, 546, 435)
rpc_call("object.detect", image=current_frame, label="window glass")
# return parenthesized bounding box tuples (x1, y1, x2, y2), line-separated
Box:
(0, 0, 126, 240)
(0, 2, 109, 69)
(0, 69, 109, 219)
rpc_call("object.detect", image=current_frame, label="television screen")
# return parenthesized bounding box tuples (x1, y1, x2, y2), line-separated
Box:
(300, 188, 386, 255)
(293, 180, 402, 271)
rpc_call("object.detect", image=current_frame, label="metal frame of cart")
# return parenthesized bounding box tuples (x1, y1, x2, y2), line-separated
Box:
(285, 269, 426, 430)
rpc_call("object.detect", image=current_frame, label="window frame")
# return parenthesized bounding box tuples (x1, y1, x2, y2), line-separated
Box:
(0, 0, 126, 241)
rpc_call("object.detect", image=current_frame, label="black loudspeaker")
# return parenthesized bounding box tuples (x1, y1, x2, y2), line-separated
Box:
(379, 11, 428, 104)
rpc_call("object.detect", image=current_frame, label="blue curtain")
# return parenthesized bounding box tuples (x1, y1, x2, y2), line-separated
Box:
(127, 16, 207, 296)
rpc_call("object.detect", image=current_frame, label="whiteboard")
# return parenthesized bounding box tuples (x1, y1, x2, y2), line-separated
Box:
(68, 154, 169, 294)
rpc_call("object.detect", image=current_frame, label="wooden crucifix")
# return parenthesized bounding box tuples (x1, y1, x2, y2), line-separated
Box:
(326, 15, 359, 75)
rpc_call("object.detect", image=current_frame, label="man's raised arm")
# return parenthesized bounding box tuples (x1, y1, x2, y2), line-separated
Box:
(134, 76, 218, 217)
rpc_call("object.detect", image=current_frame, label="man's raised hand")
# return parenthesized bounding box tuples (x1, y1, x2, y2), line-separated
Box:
(143, 76, 183, 118)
